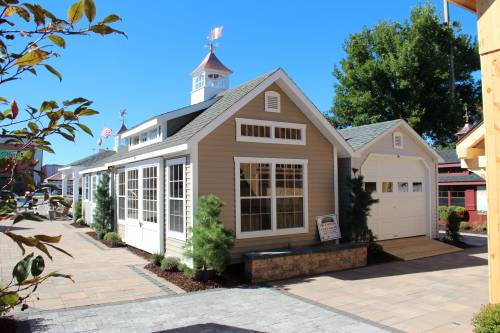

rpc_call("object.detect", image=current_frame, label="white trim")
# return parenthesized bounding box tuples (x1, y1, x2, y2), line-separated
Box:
(234, 156, 309, 239)
(128, 136, 162, 151)
(104, 144, 188, 168)
(166, 157, 187, 241)
(79, 165, 108, 175)
(58, 166, 72, 171)
(265, 91, 281, 113)
(360, 153, 434, 239)
(187, 68, 354, 158)
(333, 146, 339, 219)
(352, 120, 444, 163)
(158, 159, 165, 252)
(235, 118, 306, 145)
(121, 119, 158, 139)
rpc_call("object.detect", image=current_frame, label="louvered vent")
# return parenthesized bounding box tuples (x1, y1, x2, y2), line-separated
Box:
(265, 91, 280, 113)
(393, 132, 404, 149)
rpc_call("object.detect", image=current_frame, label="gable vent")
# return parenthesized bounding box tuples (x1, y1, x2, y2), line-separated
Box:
(265, 91, 280, 113)
(393, 132, 404, 149)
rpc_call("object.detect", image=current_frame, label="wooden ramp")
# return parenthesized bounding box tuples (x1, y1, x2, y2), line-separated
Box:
(377, 236, 463, 261)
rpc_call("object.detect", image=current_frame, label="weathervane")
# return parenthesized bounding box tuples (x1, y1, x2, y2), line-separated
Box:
(205, 26, 223, 52)
(119, 109, 127, 126)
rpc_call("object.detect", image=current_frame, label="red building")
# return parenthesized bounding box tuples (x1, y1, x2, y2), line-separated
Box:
(438, 149, 487, 225)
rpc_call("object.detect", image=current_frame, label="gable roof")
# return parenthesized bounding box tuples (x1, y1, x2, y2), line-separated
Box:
(438, 149, 460, 164)
(338, 120, 402, 151)
(65, 149, 116, 168)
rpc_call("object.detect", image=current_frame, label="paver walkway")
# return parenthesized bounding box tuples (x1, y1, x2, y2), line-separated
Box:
(0, 219, 180, 310)
(274, 235, 489, 333)
(16, 288, 398, 333)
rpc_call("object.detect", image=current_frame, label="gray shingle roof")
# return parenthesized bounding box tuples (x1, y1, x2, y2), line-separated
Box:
(81, 70, 277, 170)
(66, 150, 116, 167)
(438, 173, 485, 183)
(438, 149, 460, 164)
(338, 119, 402, 151)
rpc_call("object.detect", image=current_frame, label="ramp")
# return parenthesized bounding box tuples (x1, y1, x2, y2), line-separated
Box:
(377, 236, 462, 261)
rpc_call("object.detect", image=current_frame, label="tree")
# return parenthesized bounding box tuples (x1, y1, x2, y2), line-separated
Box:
(91, 172, 113, 238)
(330, 2, 481, 147)
(0, 0, 123, 315)
(347, 171, 379, 243)
(185, 195, 235, 276)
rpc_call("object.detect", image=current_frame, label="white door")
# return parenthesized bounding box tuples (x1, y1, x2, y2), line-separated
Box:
(361, 155, 427, 240)
(124, 166, 160, 253)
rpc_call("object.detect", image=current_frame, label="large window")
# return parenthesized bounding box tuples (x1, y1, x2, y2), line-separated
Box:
(235, 157, 308, 238)
(117, 171, 125, 220)
(450, 191, 465, 207)
(142, 166, 158, 223)
(84, 175, 90, 200)
(168, 160, 185, 235)
(91, 174, 98, 202)
(129, 127, 161, 149)
(236, 118, 306, 145)
(127, 169, 138, 219)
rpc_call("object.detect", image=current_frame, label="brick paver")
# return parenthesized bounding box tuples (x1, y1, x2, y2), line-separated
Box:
(0, 219, 179, 311)
(274, 235, 488, 333)
(15, 288, 398, 333)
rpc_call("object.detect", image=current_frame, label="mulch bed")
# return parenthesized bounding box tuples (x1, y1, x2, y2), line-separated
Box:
(0, 316, 16, 333)
(85, 231, 126, 248)
(127, 245, 151, 260)
(69, 222, 87, 228)
(144, 263, 246, 292)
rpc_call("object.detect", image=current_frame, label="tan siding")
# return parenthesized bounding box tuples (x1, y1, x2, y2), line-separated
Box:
(198, 83, 335, 261)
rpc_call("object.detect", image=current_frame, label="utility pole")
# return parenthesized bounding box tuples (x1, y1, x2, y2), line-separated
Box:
(443, 0, 456, 101)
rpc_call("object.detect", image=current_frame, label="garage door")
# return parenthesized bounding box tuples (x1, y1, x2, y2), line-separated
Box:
(361, 155, 427, 240)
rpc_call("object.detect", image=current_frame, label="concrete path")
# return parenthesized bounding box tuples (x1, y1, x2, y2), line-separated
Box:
(274, 235, 488, 333)
(0, 219, 180, 310)
(16, 288, 398, 333)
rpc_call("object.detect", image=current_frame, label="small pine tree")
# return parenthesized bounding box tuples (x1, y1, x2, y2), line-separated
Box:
(348, 171, 379, 242)
(185, 195, 235, 274)
(446, 207, 462, 243)
(92, 173, 114, 233)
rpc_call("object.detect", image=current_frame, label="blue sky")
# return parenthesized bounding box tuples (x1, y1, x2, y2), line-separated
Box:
(1, 1, 479, 165)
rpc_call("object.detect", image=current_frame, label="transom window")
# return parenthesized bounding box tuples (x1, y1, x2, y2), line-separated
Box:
(235, 157, 308, 238)
(236, 118, 306, 145)
(142, 166, 157, 223)
(167, 159, 185, 236)
(127, 169, 139, 219)
(117, 171, 125, 220)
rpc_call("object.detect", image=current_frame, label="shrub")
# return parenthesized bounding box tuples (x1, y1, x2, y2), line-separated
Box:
(439, 206, 449, 221)
(76, 217, 85, 225)
(347, 173, 379, 242)
(178, 263, 196, 278)
(446, 207, 462, 242)
(92, 173, 114, 233)
(185, 195, 235, 274)
(472, 304, 500, 333)
(160, 257, 180, 272)
(368, 242, 384, 255)
(459, 221, 470, 231)
(453, 206, 469, 221)
(149, 252, 164, 266)
(103, 232, 120, 241)
(74, 200, 82, 220)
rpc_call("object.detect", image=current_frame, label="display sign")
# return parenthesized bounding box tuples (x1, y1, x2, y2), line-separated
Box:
(316, 214, 341, 242)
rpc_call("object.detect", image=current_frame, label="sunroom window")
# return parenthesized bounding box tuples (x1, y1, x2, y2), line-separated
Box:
(117, 170, 125, 220)
(127, 169, 139, 219)
(142, 166, 157, 223)
(167, 160, 185, 235)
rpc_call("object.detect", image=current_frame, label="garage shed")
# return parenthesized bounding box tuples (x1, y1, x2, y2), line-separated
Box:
(339, 120, 443, 241)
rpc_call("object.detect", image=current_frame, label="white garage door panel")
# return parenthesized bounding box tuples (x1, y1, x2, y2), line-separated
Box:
(362, 155, 427, 241)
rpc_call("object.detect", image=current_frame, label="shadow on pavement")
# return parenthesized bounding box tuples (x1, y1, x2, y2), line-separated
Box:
(154, 323, 264, 333)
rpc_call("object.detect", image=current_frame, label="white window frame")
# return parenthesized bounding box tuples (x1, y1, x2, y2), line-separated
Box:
(126, 168, 140, 221)
(83, 175, 90, 201)
(91, 174, 98, 203)
(166, 157, 186, 241)
(234, 157, 308, 239)
(393, 131, 404, 149)
(265, 91, 281, 113)
(129, 126, 162, 151)
(235, 118, 306, 145)
(116, 169, 126, 224)
(141, 165, 159, 224)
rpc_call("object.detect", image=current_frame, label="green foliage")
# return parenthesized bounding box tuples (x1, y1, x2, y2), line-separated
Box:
(0, 0, 124, 315)
(149, 252, 164, 267)
(185, 195, 235, 274)
(74, 200, 82, 221)
(160, 257, 180, 272)
(178, 263, 196, 279)
(472, 304, 500, 333)
(346, 173, 379, 243)
(91, 173, 113, 233)
(330, 2, 481, 147)
(446, 207, 462, 242)
(368, 242, 384, 256)
(459, 221, 470, 231)
(439, 206, 449, 221)
(103, 232, 120, 242)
